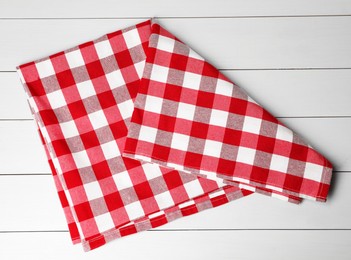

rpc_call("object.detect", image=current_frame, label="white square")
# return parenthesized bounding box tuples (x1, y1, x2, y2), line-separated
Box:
(84, 181, 103, 201)
(188, 48, 204, 61)
(88, 110, 109, 130)
(236, 147, 256, 165)
(157, 35, 175, 53)
(123, 29, 141, 49)
(184, 180, 204, 198)
(171, 133, 190, 151)
(243, 116, 262, 135)
(35, 59, 55, 78)
(113, 171, 133, 190)
(176, 102, 196, 121)
(94, 40, 114, 59)
(183, 71, 202, 90)
(125, 201, 145, 220)
(209, 109, 229, 127)
(276, 125, 293, 142)
(142, 163, 163, 180)
(144, 95, 163, 114)
(72, 150, 90, 168)
(117, 99, 134, 120)
(95, 213, 115, 232)
(203, 139, 222, 158)
(138, 125, 158, 143)
(150, 64, 169, 83)
(101, 140, 120, 160)
(270, 154, 289, 173)
(76, 80, 96, 99)
(215, 79, 233, 97)
(60, 120, 79, 139)
(135, 60, 146, 78)
(304, 163, 324, 182)
(65, 50, 85, 69)
(106, 70, 125, 88)
(46, 90, 66, 109)
(154, 191, 174, 209)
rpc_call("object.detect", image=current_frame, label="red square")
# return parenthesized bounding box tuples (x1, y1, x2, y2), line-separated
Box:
(27, 79, 46, 96)
(223, 128, 241, 146)
(39, 109, 59, 125)
(115, 50, 133, 69)
(151, 144, 170, 162)
(92, 161, 112, 180)
(190, 121, 209, 139)
(169, 53, 188, 71)
(104, 192, 124, 211)
(19, 62, 39, 82)
(290, 143, 308, 162)
(51, 139, 71, 157)
(283, 174, 303, 192)
(196, 91, 215, 108)
(97, 91, 116, 109)
(80, 131, 100, 149)
(163, 171, 183, 190)
(158, 114, 176, 132)
(163, 84, 182, 102)
(202, 62, 219, 78)
(133, 181, 154, 200)
(74, 202, 94, 222)
(229, 98, 248, 116)
(150, 214, 168, 228)
(256, 135, 275, 153)
(63, 169, 83, 189)
(68, 100, 87, 119)
(250, 166, 269, 184)
(56, 69, 76, 89)
(184, 152, 203, 169)
(217, 159, 236, 176)
(120, 225, 137, 237)
(110, 120, 128, 140)
(86, 60, 105, 79)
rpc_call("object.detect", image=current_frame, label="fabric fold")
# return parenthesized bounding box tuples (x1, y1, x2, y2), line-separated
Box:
(16, 19, 251, 251)
(16, 18, 333, 252)
(123, 19, 333, 203)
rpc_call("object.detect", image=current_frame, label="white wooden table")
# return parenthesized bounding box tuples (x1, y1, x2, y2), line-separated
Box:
(0, 1, 350, 259)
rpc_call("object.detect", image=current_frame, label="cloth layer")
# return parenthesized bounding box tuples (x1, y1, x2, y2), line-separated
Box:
(123, 20, 333, 203)
(17, 19, 251, 251)
(16, 18, 333, 251)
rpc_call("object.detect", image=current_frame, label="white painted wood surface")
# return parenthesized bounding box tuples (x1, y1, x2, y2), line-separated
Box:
(0, 1, 350, 259)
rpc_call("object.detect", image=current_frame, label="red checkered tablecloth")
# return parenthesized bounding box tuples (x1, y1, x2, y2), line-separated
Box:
(16, 18, 333, 251)
(123, 19, 333, 203)
(17, 19, 251, 251)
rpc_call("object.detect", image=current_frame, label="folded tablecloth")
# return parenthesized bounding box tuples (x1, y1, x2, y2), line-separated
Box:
(17, 19, 252, 251)
(123, 19, 333, 203)
(16, 18, 333, 251)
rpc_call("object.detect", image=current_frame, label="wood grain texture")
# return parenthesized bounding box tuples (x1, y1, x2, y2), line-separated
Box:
(1, 0, 351, 18)
(1, 17, 351, 71)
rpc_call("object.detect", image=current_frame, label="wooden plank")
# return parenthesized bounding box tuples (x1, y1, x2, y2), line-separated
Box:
(1, 17, 351, 71)
(0, 173, 349, 232)
(1, 0, 351, 18)
(2, 69, 351, 119)
(0, 118, 349, 174)
(0, 231, 350, 259)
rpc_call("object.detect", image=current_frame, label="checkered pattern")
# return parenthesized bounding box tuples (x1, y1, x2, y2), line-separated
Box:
(16, 19, 251, 251)
(123, 21, 333, 203)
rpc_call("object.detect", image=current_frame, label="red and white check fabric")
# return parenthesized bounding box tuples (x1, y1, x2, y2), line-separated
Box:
(123, 20, 333, 203)
(16, 19, 251, 251)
